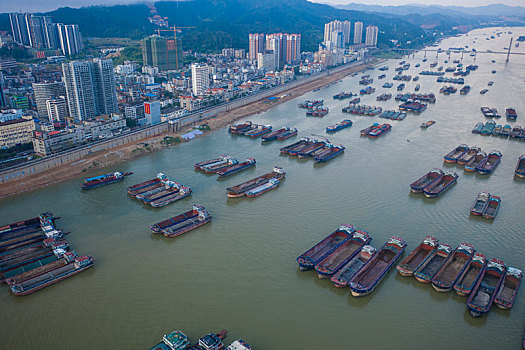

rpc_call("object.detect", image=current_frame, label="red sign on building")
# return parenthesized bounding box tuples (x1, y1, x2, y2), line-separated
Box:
(144, 103, 151, 114)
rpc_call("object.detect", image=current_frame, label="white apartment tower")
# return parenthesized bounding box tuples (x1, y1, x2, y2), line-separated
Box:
(324, 20, 351, 45)
(62, 58, 118, 122)
(354, 21, 363, 44)
(365, 25, 379, 47)
(191, 63, 210, 96)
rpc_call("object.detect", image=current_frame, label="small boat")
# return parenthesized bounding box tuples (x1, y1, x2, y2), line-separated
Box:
(397, 83, 405, 91)
(414, 243, 453, 283)
(492, 70, 496, 74)
(466, 259, 506, 317)
(227, 167, 285, 198)
(349, 237, 406, 297)
(482, 195, 501, 219)
(431, 243, 476, 292)
(326, 120, 352, 133)
(81, 171, 131, 190)
(314, 230, 371, 279)
(494, 267, 522, 309)
(382, 82, 393, 88)
(333, 92, 353, 100)
(349, 97, 361, 104)
(460, 86, 471, 95)
(397, 236, 439, 276)
(457, 147, 481, 165)
(410, 168, 444, 193)
(476, 151, 502, 175)
(151, 205, 212, 238)
(298, 100, 323, 109)
(418, 120, 435, 129)
(331, 245, 377, 287)
(245, 178, 280, 197)
(414, 84, 420, 91)
(506, 108, 517, 121)
(227, 339, 252, 350)
(454, 253, 487, 296)
(444, 144, 469, 163)
(492, 124, 502, 136)
(480, 89, 489, 94)
(423, 171, 458, 198)
(216, 158, 256, 178)
(500, 124, 512, 137)
(481, 121, 496, 135)
(470, 192, 490, 216)
(510, 125, 523, 139)
(296, 224, 355, 271)
(515, 155, 525, 178)
(472, 122, 484, 134)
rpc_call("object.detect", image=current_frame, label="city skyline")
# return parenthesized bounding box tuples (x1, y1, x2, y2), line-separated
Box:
(1, 0, 524, 12)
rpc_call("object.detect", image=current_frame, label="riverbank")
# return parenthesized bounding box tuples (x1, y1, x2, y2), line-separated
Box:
(0, 60, 377, 199)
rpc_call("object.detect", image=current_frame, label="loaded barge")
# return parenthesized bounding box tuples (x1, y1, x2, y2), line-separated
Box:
(150, 205, 212, 238)
(454, 253, 487, 296)
(261, 127, 297, 142)
(397, 236, 439, 276)
(331, 245, 376, 288)
(466, 259, 506, 317)
(216, 158, 256, 178)
(226, 167, 285, 198)
(129, 174, 192, 207)
(431, 243, 476, 292)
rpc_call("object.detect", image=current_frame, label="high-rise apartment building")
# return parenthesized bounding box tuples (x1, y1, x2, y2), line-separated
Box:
(266, 34, 286, 70)
(0, 72, 6, 109)
(32, 82, 66, 120)
(257, 50, 276, 73)
(57, 24, 83, 56)
(9, 13, 83, 55)
(46, 98, 68, 122)
(324, 20, 351, 46)
(249, 33, 265, 61)
(365, 25, 379, 47)
(286, 34, 301, 63)
(354, 22, 363, 44)
(62, 58, 118, 122)
(141, 35, 183, 71)
(191, 63, 210, 96)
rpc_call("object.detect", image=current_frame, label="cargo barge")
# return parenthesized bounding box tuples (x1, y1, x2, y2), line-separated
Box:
(326, 120, 352, 133)
(152, 205, 212, 238)
(432, 243, 476, 292)
(216, 158, 256, 177)
(331, 245, 376, 287)
(454, 253, 487, 296)
(81, 171, 132, 190)
(226, 167, 285, 198)
(313, 144, 345, 163)
(467, 259, 506, 317)
(397, 236, 439, 276)
(414, 243, 453, 283)
(279, 137, 310, 155)
(261, 127, 296, 142)
(127, 173, 165, 197)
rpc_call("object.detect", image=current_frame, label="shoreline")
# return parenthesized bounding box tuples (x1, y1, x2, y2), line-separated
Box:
(0, 60, 381, 200)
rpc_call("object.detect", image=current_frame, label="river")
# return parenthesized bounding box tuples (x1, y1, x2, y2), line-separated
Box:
(0, 27, 524, 349)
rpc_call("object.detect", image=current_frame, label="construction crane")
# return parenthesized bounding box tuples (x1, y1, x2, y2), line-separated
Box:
(155, 25, 195, 70)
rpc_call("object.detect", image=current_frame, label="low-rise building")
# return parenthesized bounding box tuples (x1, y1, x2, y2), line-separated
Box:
(0, 117, 35, 149)
(32, 128, 86, 156)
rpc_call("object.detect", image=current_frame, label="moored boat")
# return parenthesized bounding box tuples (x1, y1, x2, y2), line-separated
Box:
(476, 151, 502, 175)
(326, 120, 352, 133)
(466, 259, 506, 317)
(226, 167, 285, 198)
(151, 205, 211, 238)
(368, 124, 391, 138)
(360, 123, 379, 136)
(506, 108, 517, 121)
(313, 144, 345, 163)
(331, 245, 376, 287)
(195, 156, 229, 170)
(410, 168, 444, 193)
(423, 171, 458, 198)
(201, 156, 238, 173)
(414, 243, 453, 283)
(228, 121, 252, 134)
(349, 237, 406, 297)
(481, 121, 496, 135)
(245, 178, 280, 197)
(261, 128, 287, 142)
(127, 173, 165, 197)
(149, 185, 192, 208)
(470, 192, 490, 216)
(431, 243, 476, 292)
(472, 122, 484, 134)
(444, 144, 469, 163)
(420, 120, 436, 129)
(296, 224, 355, 271)
(482, 195, 501, 219)
(515, 155, 525, 178)
(457, 147, 481, 165)
(314, 230, 371, 279)
(465, 151, 487, 171)
(296, 141, 326, 158)
(280, 137, 309, 155)
(150, 330, 191, 350)
(494, 267, 522, 309)
(216, 158, 256, 177)
(276, 127, 298, 140)
(500, 124, 512, 137)
(397, 236, 439, 276)
(81, 171, 131, 190)
(454, 253, 487, 296)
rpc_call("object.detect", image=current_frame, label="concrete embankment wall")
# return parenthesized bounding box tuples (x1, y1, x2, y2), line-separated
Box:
(0, 61, 366, 184)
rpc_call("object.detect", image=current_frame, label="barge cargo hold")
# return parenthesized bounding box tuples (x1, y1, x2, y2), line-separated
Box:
(326, 120, 352, 133)
(200, 156, 238, 173)
(245, 178, 280, 197)
(194, 155, 231, 170)
(515, 155, 525, 178)
(156, 205, 212, 238)
(414, 243, 453, 283)
(276, 128, 298, 140)
(467, 259, 506, 317)
(397, 236, 439, 276)
(410, 169, 444, 193)
(494, 267, 522, 310)
(296, 225, 355, 271)
(470, 192, 490, 216)
(431, 243, 476, 292)
(81, 171, 132, 190)
(476, 151, 502, 175)
(444, 144, 469, 163)
(465, 151, 487, 172)
(10, 255, 94, 296)
(127, 173, 165, 197)
(149, 186, 192, 208)
(457, 147, 481, 165)
(423, 171, 458, 198)
(262, 127, 296, 142)
(331, 245, 376, 287)
(226, 167, 285, 198)
(279, 138, 310, 155)
(314, 230, 371, 279)
(216, 158, 256, 178)
(349, 237, 406, 297)
(454, 253, 487, 296)
(296, 141, 327, 158)
(313, 145, 345, 163)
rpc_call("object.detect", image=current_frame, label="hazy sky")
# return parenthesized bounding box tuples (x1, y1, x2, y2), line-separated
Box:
(1, 0, 524, 13)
